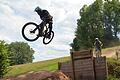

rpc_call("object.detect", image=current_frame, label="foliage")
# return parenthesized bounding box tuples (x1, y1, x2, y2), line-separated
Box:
(107, 58, 120, 79)
(103, 0, 120, 46)
(71, 0, 120, 50)
(114, 66, 120, 78)
(8, 42, 35, 65)
(70, 37, 80, 51)
(107, 75, 119, 80)
(104, 0, 120, 39)
(0, 41, 9, 78)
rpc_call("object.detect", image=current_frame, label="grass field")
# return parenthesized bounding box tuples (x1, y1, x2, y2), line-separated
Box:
(5, 46, 119, 78)
(5, 56, 70, 77)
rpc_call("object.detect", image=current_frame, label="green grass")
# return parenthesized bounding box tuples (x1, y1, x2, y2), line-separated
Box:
(5, 56, 70, 77)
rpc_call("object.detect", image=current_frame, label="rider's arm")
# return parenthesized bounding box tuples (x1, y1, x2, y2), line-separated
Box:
(94, 42, 96, 46)
(100, 41, 103, 47)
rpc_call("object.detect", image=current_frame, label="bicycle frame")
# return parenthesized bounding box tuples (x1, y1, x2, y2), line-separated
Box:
(31, 23, 49, 35)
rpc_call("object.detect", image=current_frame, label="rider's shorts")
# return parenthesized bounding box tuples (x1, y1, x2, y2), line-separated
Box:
(95, 47, 101, 52)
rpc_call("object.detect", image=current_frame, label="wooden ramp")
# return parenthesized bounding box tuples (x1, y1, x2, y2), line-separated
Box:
(94, 57, 108, 80)
(58, 49, 108, 80)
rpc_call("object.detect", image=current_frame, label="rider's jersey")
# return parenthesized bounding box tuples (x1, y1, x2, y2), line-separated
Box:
(37, 10, 52, 21)
(94, 40, 102, 49)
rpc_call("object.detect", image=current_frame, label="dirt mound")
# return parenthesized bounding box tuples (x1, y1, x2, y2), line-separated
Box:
(6, 71, 70, 80)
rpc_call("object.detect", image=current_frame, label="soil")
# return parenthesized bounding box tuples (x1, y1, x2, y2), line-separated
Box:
(5, 71, 70, 80)
(102, 49, 116, 57)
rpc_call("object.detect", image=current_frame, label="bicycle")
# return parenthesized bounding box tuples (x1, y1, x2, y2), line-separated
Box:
(22, 22, 54, 44)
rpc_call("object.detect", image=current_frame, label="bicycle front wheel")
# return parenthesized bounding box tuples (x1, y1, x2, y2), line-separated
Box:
(22, 22, 40, 41)
(43, 31, 54, 44)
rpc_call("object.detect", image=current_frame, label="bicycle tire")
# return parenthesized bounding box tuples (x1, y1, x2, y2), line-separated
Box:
(43, 31, 54, 44)
(22, 22, 40, 41)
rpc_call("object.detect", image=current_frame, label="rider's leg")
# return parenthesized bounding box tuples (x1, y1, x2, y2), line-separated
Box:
(96, 51, 99, 57)
(96, 52, 98, 57)
(98, 51, 100, 57)
(48, 18, 53, 36)
(96, 48, 99, 57)
(99, 48, 102, 57)
(49, 22, 52, 35)
(39, 21, 46, 36)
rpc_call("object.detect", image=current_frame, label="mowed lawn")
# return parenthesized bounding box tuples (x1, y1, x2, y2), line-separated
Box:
(5, 56, 70, 77)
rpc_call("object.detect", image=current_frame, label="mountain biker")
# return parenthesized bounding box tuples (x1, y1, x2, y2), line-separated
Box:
(34, 6, 53, 37)
(94, 38, 103, 57)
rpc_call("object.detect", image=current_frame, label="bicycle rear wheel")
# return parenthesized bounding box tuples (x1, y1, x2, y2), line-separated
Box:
(43, 31, 54, 44)
(22, 22, 40, 41)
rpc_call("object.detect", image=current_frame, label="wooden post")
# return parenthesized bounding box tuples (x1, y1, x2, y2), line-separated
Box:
(58, 62, 61, 70)
(70, 51, 76, 80)
(94, 56, 108, 80)
(105, 56, 108, 79)
(93, 57, 96, 80)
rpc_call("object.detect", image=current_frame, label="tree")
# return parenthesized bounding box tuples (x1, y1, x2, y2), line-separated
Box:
(104, 0, 120, 40)
(71, 0, 120, 50)
(70, 37, 80, 51)
(72, 0, 104, 50)
(8, 42, 34, 65)
(0, 40, 9, 78)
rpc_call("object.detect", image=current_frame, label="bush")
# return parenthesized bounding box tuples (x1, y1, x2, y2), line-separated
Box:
(8, 42, 34, 65)
(107, 58, 118, 75)
(107, 58, 120, 79)
(114, 66, 120, 78)
(0, 41, 9, 78)
(107, 75, 119, 80)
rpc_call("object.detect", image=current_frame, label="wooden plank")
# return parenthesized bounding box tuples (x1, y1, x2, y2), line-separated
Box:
(59, 61, 73, 79)
(71, 51, 76, 80)
(71, 49, 93, 59)
(94, 56, 108, 80)
(75, 71, 95, 80)
(70, 49, 94, 80)
(59, 56, 108, 80)
(74, 58, 95, 80)
(60, 61, 73, 72)
(58, 62, 61, 70)
(60, 62, 72, 67)
(74, 58, 93, 65)
(60, 59, 95, 80)
(60, 64, 94, 70)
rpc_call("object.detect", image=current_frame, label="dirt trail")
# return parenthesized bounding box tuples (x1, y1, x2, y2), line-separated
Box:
(93, 47, 117, 58)
(102, 48, 116, 57)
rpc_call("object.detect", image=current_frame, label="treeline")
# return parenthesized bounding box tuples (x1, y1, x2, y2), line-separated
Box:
(71, 0, 120, 50)
(0, 40, 34, 78)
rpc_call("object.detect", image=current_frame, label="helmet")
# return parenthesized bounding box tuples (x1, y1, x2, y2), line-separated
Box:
(34, 6, 41, 12)
(95, 38, 99, 41)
